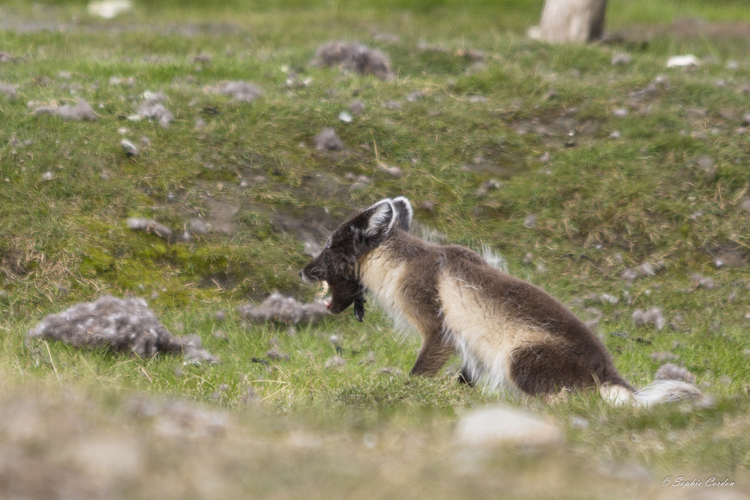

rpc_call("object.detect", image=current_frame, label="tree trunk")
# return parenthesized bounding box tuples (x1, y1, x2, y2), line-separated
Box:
(534, 0, 607, 43)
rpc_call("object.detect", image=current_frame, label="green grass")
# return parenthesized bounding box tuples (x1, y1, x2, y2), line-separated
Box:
(2, 0, 750, 497)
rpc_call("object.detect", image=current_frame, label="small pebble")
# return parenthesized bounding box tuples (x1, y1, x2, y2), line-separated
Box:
(121, 139, 138, 156)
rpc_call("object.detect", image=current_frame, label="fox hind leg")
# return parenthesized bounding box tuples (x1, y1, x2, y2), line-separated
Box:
(457, 365, 475, 387)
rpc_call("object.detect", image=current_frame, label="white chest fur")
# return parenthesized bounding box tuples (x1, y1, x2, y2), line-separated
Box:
(359, 248, 418, 337)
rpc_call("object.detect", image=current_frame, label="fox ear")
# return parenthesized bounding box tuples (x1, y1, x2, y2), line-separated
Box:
(391, 196, 413, 232)
(350, 199, 395, 247)
(363, 199, 396, 237)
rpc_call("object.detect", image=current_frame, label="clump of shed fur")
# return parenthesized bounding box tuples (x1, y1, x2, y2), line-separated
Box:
(205, 81, 264, 102)
(237, 291, 329, 325)
(32, 98, 97, 121)
(27, 296, 218, 364)
(314, 128, 344, 151)
(313, 42, 393, 80)
(126, 218, 173, 238)
(655, 363, 696, 384)
(0, 82, 16, 99)
(137, 91, 174, 128)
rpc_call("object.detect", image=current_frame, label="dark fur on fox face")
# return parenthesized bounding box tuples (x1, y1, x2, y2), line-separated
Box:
(300, 199, 410, 320)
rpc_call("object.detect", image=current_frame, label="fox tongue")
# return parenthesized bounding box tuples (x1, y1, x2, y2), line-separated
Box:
(354, 299, 365, 322)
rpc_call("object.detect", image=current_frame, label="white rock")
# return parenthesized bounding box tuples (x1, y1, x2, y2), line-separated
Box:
(454, 406, 562, 448)
(121, 139, 138, 156)
(667, 55, 700, 68)
(87, 0, 132, 19)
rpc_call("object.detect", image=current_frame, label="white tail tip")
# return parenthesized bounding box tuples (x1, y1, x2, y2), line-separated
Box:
(600, 380, 702, 407)
(633, 380, 702, 408)
(599, 384, 636, 405)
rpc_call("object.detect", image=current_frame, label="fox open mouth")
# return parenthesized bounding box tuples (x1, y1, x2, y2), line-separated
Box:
(322, 277, 366, 320)
(325, 286, 355, 314)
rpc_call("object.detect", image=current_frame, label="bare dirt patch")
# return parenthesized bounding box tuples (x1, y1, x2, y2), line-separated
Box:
(199, 195, 240, 235)
(271, 205, 342, 256)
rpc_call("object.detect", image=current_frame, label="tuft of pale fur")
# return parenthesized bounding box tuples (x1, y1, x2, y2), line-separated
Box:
(0, 82, 16, 99)
(237, 291, 329, 325)
(481, 244, 508, 273)
(313, 42, 393, 80)
(314, 128, 344, 151)
(28, 296, 218, 364)
(655, 362, 696, 384)
(32, 98, 97, 121)
(127, 218, 173, 238)
(203, 81, 264, 102)
(137, 91, 174, 128)
(215, 81, 264, 103)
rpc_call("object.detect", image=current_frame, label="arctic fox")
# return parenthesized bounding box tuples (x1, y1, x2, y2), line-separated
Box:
(300, 197, 699, 406)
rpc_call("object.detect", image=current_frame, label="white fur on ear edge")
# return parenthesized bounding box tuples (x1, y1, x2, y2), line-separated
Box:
(365, 199, 396, 237)
(391, 196, 413, 230)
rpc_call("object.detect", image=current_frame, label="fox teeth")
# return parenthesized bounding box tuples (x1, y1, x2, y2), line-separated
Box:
(315, 281, 330, 300)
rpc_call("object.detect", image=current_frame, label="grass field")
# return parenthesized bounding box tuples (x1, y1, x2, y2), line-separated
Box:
(1, 0, 750, 497)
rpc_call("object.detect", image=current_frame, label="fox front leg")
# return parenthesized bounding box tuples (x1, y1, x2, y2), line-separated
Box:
(353, 297, 366, 322)
(409, 334, 455, 377)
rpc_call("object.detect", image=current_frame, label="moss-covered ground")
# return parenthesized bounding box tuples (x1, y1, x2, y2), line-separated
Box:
(2, 0, 750, 497)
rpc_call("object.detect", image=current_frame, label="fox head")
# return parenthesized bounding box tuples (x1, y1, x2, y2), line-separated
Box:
(300, 197, 413, 320)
